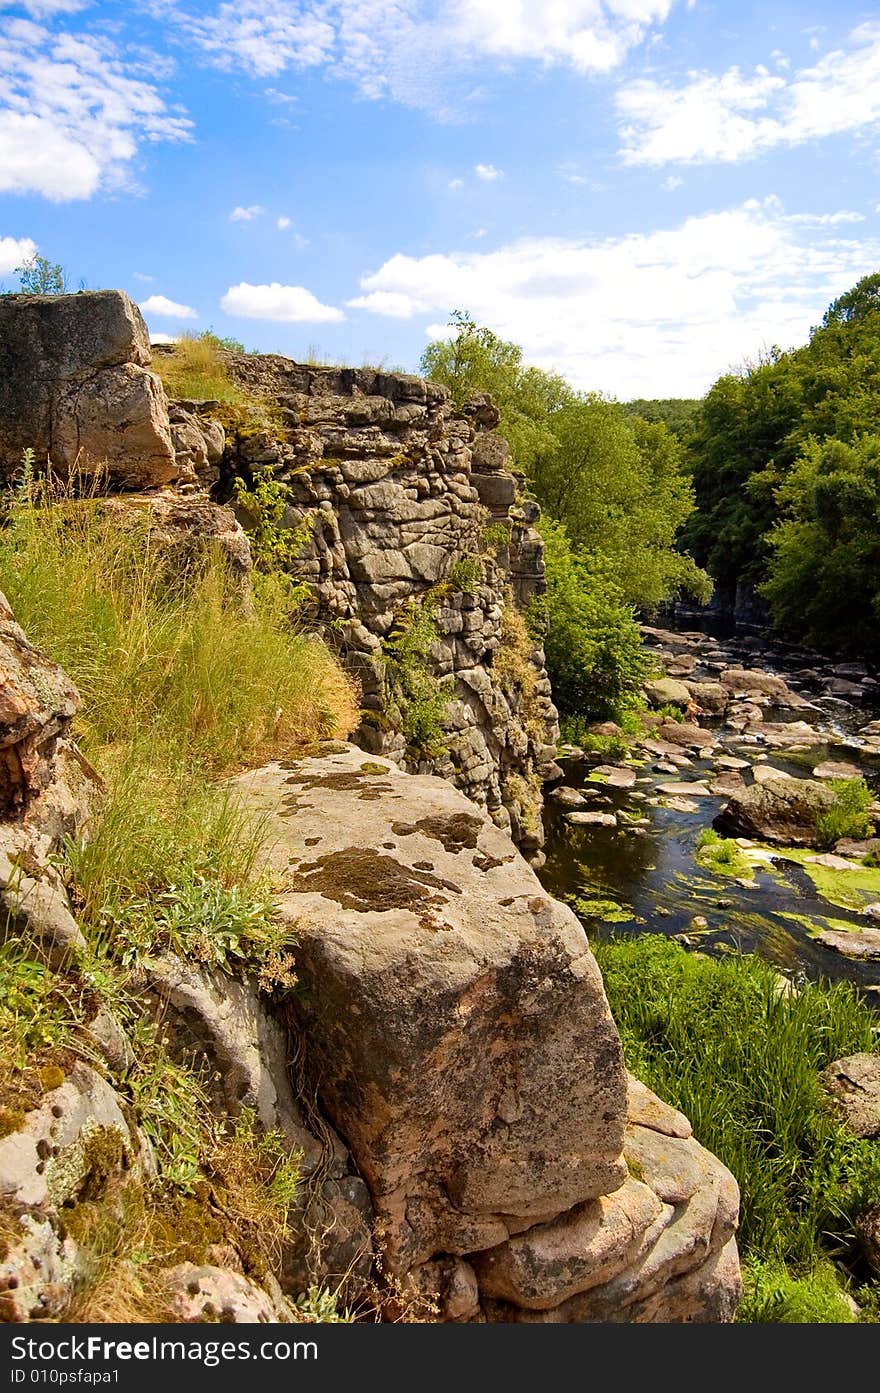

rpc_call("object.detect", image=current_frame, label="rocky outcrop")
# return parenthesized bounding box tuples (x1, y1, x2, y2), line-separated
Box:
(188, 352, 560, 858)
(234, 744, 742, 1321)
(820, 1055, 880, 1138)
(0, 291, 179, 489)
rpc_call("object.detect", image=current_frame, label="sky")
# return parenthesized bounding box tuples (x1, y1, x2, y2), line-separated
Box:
(1, 1, 880, 399)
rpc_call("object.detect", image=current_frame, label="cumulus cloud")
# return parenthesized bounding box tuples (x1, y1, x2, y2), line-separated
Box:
(221, 281, 344, 322)
(230, 204, 266, 222)
(617, 23, 880, 165)
(474, 162, 503, 180)
(347, 198, 880, 398)
(0, 233, 37, 276)
(277, 214, 291, 229)
(157, 1, 677, 112)
(139, 293, 198, 318)
(0, 18, 192, 200)
(148, 331, 179, 344)
(448, 177, 464, 191)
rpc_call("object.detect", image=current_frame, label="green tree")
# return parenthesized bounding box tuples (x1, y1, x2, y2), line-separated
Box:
(761, 435, 880, 659)
(15, 254, 67, 295)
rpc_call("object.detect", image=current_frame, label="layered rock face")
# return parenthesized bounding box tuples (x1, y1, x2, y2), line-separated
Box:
(236, 746, 742, 1322)
(0, 291, 179, 489)
(198, 352, 559, 857)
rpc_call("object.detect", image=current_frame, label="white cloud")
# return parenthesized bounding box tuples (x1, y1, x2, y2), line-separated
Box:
(448, 177, 464, 191)
(0, 19, 191, 200)
(139, 293, 198, 318)
(160, 1, 677, 112)
(221, 281, 344, 322)
(618, 23, 880, 166)
(474, 162, 503, 180)
(148, 331, 179, 344)
(277, 214, 291, 229)
(133, 271, 155, 282)
(0, 0, 88, 14)
(662, 174, 683, 190)
(558, 162, 587, 184)
(0, 233, 37, 276)
(230, 204, 266, 222)
(348, 198, 880, 398)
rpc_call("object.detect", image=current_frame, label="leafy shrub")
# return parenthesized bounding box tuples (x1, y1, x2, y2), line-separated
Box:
(532, 518, 649, 722)
(816, 777, 875, 849)
(446, 555, 483, 595)
(382, 600, 450, 757)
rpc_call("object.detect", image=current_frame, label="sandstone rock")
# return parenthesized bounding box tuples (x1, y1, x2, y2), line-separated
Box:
(0, 291, 179, 489)
(234, 748, 628, 1273)
(0, 1063, 145, 1210)
(716, 776, 836, 846)
(685, 680, 728, 714)
(163, 1263, 292, 1323)
(645, 678, 691, 710)
(658, 722, 716, 751)
(143, 954, 327, 1171)
(816, 925, 880, 959)
(566, 811, 618, 827)
(719, 668, 797, 704)
(0, 1212, 80, 1322)
(813, 760, 864, 781)
(549, 786, 587, 809)
(0, 594, 80, 817)
(627, 1075, 691, 1139)
(656, 782, 712, 798)
(819, 1054, 880, 1137)
(99, 493, 252, 583)
(592, 765, 637, 789)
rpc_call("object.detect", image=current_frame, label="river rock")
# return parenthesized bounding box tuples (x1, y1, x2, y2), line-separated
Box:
(685, 680, 728, 714)
(567, 811, 618, 827)
(656, 782, 712, 798)
(645, 678, 692, 710)
(658, 722, 716, 751)
(813, 760, 864, 781)
(235, 749, 629, 1271)
(716, 776, 836, 846)
(592, 765, 637, 789)
(819, 1055, 880, 1137)
(816, 925, 880, 959)
(549, 786, 587, 808)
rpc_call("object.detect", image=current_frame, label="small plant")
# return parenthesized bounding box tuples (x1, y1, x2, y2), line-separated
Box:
(696, 827, 752, 879)
(15, 254, 67, 294)
(738, 1259, 857, 1324)
(152, 332, 250, 405)
(382, 600, 450, 758)
(480, 521, 511, 554)
(816, 778, 875, 849)
(446, 555, 483, 595)
(232, 472, 314, 597)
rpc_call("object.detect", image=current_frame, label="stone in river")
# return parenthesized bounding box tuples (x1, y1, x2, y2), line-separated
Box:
(662, 796, 701, 813)
(591, 765, 637, 789)
(715, 756, 750, 771)
(656, 781, 713, 797)
(566, 811, 618, 828)
(550, 786, 587, 809)
(813, 760, 863, 781)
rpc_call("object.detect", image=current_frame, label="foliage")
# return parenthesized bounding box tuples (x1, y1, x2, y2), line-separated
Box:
(446, 554, 483, 595)
(738, 1259, 858, 1324)
(422, 312, 709, 612)
(685, 270, 880, 641)
(382, 600, 450, 757)
(761, 436, 880, 660)
(232, 470, 314, 608)
(15, 253, 67, 294)
(532, 519, 649, 722)
(815, 778, 875, 849)
(595, 935, 880, 1281)
(620, 397, 701, 443)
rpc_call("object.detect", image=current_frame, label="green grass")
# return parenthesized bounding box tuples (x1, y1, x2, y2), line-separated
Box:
(696, 828, 753, 880)
(738, 1258, 858, 1324)
(152, 333, 251, 405)
(594, 935, 880, 1303)
(816, 778, 876, 849)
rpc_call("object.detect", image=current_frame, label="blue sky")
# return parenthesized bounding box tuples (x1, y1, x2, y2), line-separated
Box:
(1, 0, 879, 397)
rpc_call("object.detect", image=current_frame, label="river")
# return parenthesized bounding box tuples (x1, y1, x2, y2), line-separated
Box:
(537, 622, 880, 994)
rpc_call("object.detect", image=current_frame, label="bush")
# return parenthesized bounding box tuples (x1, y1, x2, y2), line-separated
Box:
(533, 518, 648, 722)
(382, 600, 450, 757)
(816, 778, 875, 849)
(738, 1259, 857, 1324)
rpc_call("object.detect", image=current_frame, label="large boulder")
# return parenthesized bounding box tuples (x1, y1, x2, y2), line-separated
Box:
(233, 745, 742, 1321)
(0, 291, 179, 490)
(716, 775, 836, 846)
(820, 1055, 880, 1138)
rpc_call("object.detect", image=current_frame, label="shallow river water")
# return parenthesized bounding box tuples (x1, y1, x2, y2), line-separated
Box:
(537, 623, 880, 995)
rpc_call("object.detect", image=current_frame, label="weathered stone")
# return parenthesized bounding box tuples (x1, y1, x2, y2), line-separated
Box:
(716, 776, 836, 846)
(820, 1054, 880, 1137)
(100, 493, 252, 582)
(0, 292, 178, 489)
(0, 593, 80, 817)
(813, 760, 863, 781)
(685, 680, 728, 714)
(234, 749, 628, 1273)
(645, 678, 692, 710)
(658, 722, 716, 751)
(627, 1075, 691, 1139)
(163, 1263, 292, 1323)
(0, 1063, 143, 1210)
(0, 1212, 80, 1322)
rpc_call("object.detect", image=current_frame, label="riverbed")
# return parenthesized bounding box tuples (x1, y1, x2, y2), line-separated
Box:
(538, 623, 880, 994)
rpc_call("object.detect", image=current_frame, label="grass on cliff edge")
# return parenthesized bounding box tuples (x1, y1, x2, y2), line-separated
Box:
(0, 475, 358, 945)
(594, 934, 880, 1320)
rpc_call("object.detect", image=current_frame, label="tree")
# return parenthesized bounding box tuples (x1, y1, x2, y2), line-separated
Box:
(15, 255, 67, 295)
